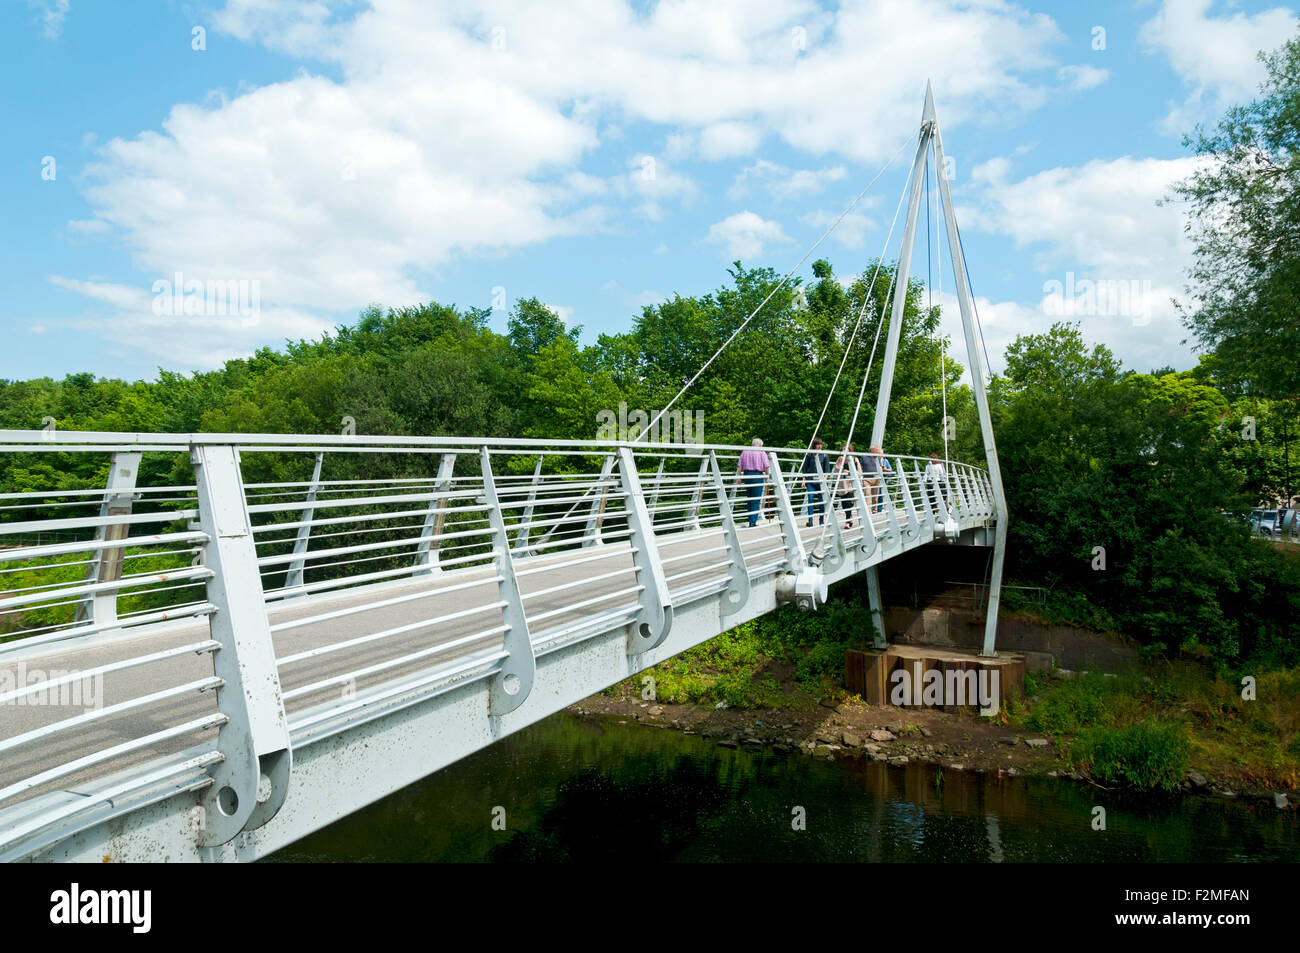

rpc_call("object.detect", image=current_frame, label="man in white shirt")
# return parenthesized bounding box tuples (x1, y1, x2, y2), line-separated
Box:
(923, 453, 948, 521)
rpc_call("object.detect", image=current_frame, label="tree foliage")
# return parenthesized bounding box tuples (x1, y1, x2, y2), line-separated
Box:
(1173, 32, 1300, 399)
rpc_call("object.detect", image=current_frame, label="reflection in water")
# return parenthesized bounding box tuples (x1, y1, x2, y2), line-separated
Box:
(273, 712, 1300, 863)
(986, 814, 1003, 863)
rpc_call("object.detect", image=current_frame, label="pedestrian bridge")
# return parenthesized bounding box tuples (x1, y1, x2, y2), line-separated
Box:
(0, 430, 1000, 861)
(0, 83, 1011, 862)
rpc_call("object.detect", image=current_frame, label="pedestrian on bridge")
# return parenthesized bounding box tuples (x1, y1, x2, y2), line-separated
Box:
(737, 438, 769, 528)
(834, 443, 861, 528)
(862, 444, 889, 514)
(801, 438, 829, 527)
(923, 453, 948, 521)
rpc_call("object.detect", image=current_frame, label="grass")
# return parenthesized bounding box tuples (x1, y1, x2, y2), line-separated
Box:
(1008, 664, 1300, 792)
(626, 590, 878, 709)
(1070, 720, 1190, 792)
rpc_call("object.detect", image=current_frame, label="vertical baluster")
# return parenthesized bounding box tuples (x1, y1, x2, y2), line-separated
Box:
(75, 450, 141, 628)
(895, 458, 921, 540)
(512, 454, 544, 554)
(413, 452, 457, 575)
(686, 455, 709, 532)
(581, 454, 616, 548)
(283, 452, 323, 592)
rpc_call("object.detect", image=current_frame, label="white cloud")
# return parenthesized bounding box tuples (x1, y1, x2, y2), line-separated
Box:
(799, 209, 874, 250)
(64, 218, 112, 238)
(614, 155, 698, 221)
(45, 274, 334, 370)
(973, 155, 1203, 286)
(29, 0, 70, 40)
(956, 154, 1209, 372)
(1057, 64, 1109, 91)
(1141, 0, 1298, 134)
(707, 211, 793, 260)
(933, 291, 1037, 378)
(47, 276, 151, 311)
(545, 303, 575, 325)
(209, 0, 1062, 164)
(56, 0, 1073, 368)
(699, 121, 763, 159)
(729, 159, 848, 201)
(663, 132, 694, 159)
(934, 284, 1196, 381)
(971, 156, 1011, 184)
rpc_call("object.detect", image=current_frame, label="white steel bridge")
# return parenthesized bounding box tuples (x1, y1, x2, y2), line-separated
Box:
(0, 84, 1009, 862)
(0, 432, 1000, 862)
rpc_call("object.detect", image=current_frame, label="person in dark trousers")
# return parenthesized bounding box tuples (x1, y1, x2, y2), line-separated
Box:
(736, 438, 769, 528)
(834, 443, 861, 528)
(800, 438, 830, 527)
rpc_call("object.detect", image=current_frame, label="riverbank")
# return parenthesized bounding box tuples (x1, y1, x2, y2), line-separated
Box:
(572, 687, 1065, 778)
(571, 609, 1300, 806)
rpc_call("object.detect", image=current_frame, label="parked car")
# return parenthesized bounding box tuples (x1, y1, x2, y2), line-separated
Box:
(1251, 509, 1278, 537)
(1250, 507, 1298, 540)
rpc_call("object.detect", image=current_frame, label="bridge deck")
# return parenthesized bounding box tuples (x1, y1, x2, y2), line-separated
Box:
(0, 514, 904, 805)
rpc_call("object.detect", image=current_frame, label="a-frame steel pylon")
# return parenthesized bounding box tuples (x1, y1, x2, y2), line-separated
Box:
(870, 81, 1009, 657)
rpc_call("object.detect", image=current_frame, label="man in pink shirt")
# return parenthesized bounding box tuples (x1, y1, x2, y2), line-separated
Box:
(736, 438, 769, 527)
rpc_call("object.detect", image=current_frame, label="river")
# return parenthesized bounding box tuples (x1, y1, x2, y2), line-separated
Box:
(272, 711, 1300, 862)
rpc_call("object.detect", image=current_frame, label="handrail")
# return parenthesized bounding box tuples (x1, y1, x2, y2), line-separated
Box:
(0, 428, 989, 465)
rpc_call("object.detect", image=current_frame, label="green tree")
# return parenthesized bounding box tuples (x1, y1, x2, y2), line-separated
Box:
(1173, 31, 1300, 398)
(506, 297, 581, 364)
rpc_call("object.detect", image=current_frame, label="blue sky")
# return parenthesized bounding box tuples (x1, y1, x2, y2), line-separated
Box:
(3, 0, 1296, 384)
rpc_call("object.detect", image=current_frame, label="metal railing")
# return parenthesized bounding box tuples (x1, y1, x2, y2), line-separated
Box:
(0, 429, 995, 858)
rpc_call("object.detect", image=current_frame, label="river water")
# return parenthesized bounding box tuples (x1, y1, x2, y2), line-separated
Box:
(272, 711, 1300, 862)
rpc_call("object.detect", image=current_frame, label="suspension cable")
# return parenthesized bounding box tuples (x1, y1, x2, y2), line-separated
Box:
(810, 257, 902, 554)
(954, 217, 994, 382)
(803, 153, 916, 455)
(636, 132, 915, 442)
(808, 178, 910, 554)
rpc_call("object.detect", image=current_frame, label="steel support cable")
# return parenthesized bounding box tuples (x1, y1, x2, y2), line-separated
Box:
(802, 151, 916, 456)
(809, 166, 913, 556)
(953, 217, 994, 382)
(638, 132, 915, 441)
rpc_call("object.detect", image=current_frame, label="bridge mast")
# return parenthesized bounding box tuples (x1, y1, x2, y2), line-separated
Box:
(869, 81, 1009, 657)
